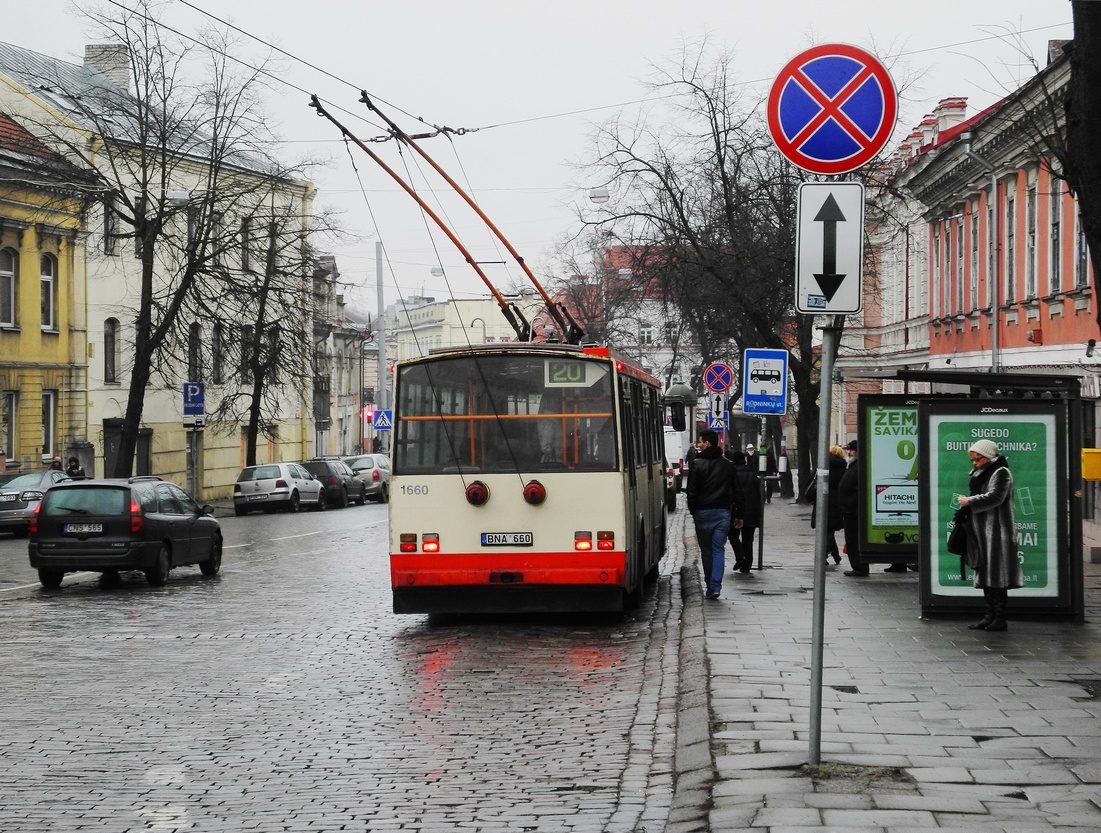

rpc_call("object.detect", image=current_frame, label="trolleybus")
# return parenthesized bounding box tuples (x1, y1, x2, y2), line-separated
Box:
(389, 343, 667, 614)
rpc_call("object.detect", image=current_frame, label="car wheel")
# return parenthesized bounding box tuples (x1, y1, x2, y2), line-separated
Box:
(380, 483, 390, 504)
(313, 489, 327, 511)
(200, 536, 223, 576)
(286, 491, 301, 513)
(146, 544, 170, 587)
(234, 505, 248, 517)
(665, 489, 676, 513)
(355, 486, 366, 506)
(13, 526, 30, 539)
(337, 487, 349, 509)
(38, 569, 64, 589)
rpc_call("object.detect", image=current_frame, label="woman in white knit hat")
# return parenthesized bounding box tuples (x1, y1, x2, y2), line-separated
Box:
(955, 439, 1023, 631)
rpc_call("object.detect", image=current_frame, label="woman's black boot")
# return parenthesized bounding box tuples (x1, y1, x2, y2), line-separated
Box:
(985, 589, 1008, 631)
(969, 588, 996, 630)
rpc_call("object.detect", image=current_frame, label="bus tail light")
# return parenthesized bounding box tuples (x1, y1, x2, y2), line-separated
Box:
(574, 531, 592, 551)
(399, 533, 417, 553)
(422, 533, 440, 553)
(465, 481, 490, 506)
(522, 480, 546, 505)
(597, 531, 615, 550)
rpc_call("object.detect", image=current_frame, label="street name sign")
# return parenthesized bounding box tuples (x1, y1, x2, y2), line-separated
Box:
(767, 43, 897, 175)
(795, 182, 865, 314)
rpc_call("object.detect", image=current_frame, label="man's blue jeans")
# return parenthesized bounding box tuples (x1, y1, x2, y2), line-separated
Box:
(692, 508, 730, 594)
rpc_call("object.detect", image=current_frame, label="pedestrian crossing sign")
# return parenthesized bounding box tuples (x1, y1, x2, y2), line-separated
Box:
(709, 415, 729, 430)
(374, 410, 393, 431)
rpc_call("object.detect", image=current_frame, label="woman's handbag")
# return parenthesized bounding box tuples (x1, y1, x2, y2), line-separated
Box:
(947, 507, 975, 568)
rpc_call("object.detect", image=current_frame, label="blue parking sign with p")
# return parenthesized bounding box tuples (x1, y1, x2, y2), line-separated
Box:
(183, 382, 205, 415)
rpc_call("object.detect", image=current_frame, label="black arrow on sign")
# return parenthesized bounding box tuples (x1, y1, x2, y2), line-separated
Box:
(813, 193, 846, 302)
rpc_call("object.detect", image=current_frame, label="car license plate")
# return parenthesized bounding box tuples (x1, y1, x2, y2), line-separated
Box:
(247, 494, 267, 501)
(0, 494, 16, 503)
(64, 523, 103, 534)
(481, 532, 533, 546)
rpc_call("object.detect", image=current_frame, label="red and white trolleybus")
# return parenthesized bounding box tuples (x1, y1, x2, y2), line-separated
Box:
(389, 342, 667, 614)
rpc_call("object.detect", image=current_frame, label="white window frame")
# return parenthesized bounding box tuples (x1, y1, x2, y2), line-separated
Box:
(40, 254, 57, 330)
(41, 390, 56, 458)
(1, 391, 14, 460)
(0, 248, 15, 327)
(1050, 180, 1062, 294)
(1025, 184, 1037, 299)
(104, 317, 120, 383)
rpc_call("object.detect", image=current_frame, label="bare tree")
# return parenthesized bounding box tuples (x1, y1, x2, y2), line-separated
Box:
(8, 1, 319, 475)
(581, 43, 819, 491)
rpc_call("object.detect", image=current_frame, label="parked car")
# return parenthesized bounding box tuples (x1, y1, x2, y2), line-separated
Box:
(0, 469, 71, 538)
(301, 458, 367, 508)
(28, 477, 222, 588)
(342, 453, 391, 503)
(233, 463, 326, 515)
(664, 457, 677, 513)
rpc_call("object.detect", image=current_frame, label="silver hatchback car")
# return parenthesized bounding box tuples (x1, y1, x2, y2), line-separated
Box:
(233, 463, 326, 515)
(0, 469, 71, 537)
(342, 454, 391, 503)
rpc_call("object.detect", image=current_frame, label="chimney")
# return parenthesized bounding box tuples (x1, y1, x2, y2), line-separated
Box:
(84, 44, 130, 92)
(932, 97, 968, 135)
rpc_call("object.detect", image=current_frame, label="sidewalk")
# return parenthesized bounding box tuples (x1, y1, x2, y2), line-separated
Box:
(671, 496, 1101, 833)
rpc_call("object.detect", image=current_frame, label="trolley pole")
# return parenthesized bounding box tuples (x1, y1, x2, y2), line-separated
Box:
(809, 315, 844, 764)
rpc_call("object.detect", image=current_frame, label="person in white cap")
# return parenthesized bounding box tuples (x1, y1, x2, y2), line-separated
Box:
(955, 439, 1022, 631)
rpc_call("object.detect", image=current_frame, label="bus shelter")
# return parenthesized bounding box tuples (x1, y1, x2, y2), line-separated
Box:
(850, 370, 1084, 622)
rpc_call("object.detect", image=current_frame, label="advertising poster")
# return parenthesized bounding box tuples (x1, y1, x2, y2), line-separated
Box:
(859, 396, 920, 554)
(919, 400, 1069, 609)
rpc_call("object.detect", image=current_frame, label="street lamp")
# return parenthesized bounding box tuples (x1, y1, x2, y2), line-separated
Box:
(588, 187, 610, 204)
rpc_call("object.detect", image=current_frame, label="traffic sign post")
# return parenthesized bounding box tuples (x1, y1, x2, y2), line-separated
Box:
(767, 43, 897, 176)
(767, 42, 897, 769)
(796, 182, 865, 314)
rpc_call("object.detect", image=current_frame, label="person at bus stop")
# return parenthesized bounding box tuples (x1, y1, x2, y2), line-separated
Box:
(725, 449, 761, 574)
(956, 439, 1022, 631)
(687, 429, 736, 600)
(839, 440, 868, 577)
(807, 445, 846, 564)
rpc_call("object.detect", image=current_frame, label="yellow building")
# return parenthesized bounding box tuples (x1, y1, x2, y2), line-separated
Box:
(0, 113, 93, 474)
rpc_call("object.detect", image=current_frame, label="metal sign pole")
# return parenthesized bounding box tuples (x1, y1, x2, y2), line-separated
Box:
(809, 315, 843, 764)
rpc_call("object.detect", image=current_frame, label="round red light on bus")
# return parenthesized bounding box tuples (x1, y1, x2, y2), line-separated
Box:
(465, 481, 490, 506)
(522, 480, 547, 505)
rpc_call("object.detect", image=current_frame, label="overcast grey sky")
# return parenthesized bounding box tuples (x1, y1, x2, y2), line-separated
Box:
(7, 1, 1073, 315)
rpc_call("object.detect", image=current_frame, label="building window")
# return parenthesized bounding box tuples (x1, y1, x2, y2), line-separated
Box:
(240, 217, 252, 272)
(1077, 213, 1090, 289)
(188, 321, 203, 382)
(40, 254, 57, 330)
(1050, 181, 1062, 294)
(212, 322, 225, 385)
(988, 197, 996, 308)
(1025, 185, 1037, 299)
(212, 212, 225, 267)
(103, 195, 118, 256)
(1, 248, 15, 327)
(1, 391, 14, 459)
(639, 322, 654, 345)
(104, 318, 120, 383)
(932, 227, 941, 318)
(970, 210, 979, 310)
(240, 324, 254, 384)
(955, 216, 964, 313)
(42, 390, 56, 458)
(1004, 188, 1016, 303)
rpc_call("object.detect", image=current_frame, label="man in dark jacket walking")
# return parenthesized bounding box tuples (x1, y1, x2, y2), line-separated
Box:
(687, 429, 736, 600)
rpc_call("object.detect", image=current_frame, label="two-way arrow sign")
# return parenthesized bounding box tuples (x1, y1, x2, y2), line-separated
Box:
(795, 181, 864, 314)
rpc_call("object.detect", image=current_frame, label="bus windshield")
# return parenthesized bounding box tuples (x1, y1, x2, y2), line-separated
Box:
(395, 353, 617, 474)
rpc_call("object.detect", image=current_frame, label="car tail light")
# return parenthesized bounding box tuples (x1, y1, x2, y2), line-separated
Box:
(465, 481, 490, 506)
(276, 479, 289, 488)
(574, 531, 593, 551)
(21, 490, 45, 501)
(597, 530, 615, 550)
(422, 533, 440, 553)
(522, 480, 546, 505)
(30, 504, 41, 535)
(329, 475, 338, 485)
(233, 483, 242, 494)
(130, 499, 143, 533)
(399, 533, 417, 553)
(372, 469, 380, 481)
